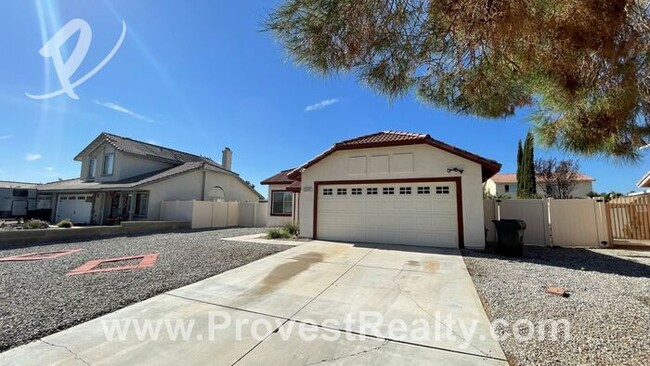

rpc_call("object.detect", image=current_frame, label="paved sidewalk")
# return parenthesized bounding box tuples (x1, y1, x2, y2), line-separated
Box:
(0, 240, 507, 365)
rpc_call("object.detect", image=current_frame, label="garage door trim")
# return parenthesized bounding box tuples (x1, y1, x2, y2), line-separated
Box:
(313, 177, 464, 248)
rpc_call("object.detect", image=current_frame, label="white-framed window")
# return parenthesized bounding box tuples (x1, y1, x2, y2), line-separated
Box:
(417, 186, 431, 194)
(351, 188, 363, 195)
(383, 187, 395, 195)
(399, 187, 412, 195)
(323, 188, 333, 196)
(366, 187, 378, 195)
(436, 186, 450, 195)
(88, 159, 97, 179)
(337, 188, 347, 195)
(102, 153, 115, 175)
(271, 191, 292, 216)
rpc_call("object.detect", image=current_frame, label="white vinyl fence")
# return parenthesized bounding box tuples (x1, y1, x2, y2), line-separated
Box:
(484, 199, 609, 247)
(160, 201, 268, 229)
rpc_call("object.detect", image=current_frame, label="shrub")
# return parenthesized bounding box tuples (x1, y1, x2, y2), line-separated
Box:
(22, 219, 49, 230)
(282, 222, 300, 236)
(266, 228, 292, 239)
(56, 219, 73, 228)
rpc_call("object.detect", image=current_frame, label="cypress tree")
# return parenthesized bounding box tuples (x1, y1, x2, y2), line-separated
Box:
(521, 132, 536, 198)
(516, 140, 523, 197)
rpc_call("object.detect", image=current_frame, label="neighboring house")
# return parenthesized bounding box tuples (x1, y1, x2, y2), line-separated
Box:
(485, 173, 595, 199)
(262, 131, 501, 249)
(38, 132, 263, 225)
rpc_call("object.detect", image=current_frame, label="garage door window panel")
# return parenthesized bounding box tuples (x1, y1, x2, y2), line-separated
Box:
(271, 191, 292, 216)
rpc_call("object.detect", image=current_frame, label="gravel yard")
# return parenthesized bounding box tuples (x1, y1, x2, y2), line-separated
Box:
(463, 246, 650, 366)
(0, 228, 289, 352)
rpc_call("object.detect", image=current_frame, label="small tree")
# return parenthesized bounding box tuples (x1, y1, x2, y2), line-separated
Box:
(535, 158, 580, 199)
(519, 132, 536, 198)
(516, 140, 523, 194)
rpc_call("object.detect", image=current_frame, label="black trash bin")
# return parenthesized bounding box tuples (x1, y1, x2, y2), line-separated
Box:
(492, 219, 526, 257)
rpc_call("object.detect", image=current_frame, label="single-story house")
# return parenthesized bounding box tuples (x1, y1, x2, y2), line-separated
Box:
(261, 131, 501, 249)
(485, 173, 595, 198)
(38, 132, 263, 225)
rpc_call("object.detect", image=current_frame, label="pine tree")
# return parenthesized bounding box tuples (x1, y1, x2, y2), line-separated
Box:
(267, 1, 650, 161)
(516, 140, 523, 197)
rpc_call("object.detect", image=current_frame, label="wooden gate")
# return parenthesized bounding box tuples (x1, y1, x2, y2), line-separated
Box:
(606, 195, 650, 243)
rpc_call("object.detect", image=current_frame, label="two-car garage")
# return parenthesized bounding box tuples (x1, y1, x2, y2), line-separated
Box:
(315, 180, 461, 248)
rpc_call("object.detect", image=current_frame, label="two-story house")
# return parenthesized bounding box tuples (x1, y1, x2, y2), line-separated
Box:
(38, 132, 263, 224)
(485, 173, 595, 198)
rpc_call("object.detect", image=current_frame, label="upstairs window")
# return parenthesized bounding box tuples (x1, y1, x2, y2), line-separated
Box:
(103, 153, 114, 175)
(88, 159, 97, 179)
(271, 191, 292, 216)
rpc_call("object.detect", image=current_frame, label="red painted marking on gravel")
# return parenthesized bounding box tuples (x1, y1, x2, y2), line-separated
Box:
(0, 249, 83, 262)
(66, 253, 160, 276)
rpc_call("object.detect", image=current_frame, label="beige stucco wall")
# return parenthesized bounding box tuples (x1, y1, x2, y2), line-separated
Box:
(297, 144, 486, 248)
(143, 169, 261, 220)
(202, 170, 261, 204)
(266, 184, 295, 227)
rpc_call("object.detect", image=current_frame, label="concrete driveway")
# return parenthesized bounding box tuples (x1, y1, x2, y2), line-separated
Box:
(0, 240, 507, 365)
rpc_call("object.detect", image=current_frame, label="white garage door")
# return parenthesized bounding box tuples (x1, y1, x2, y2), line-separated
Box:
(316, 182, 459, 248)
(56, 194, 93, 224)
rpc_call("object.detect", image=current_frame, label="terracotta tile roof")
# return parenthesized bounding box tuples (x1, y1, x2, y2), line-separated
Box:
(490, 173, 595, 184)
(335, 131, 428, 147)
(74, 132, 220, 166)
(287, 131, 501, 182)
(261, 168, 297, 185)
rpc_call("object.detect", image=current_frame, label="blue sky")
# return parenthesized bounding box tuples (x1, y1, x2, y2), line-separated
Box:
(0, 0, 647, 195)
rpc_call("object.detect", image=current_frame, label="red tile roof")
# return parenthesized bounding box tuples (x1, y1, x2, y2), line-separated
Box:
(260, 168, 297, 185)
(287, 131, 501, 181)
(490, 173, 595, 184)
(335, 131, 428, 147)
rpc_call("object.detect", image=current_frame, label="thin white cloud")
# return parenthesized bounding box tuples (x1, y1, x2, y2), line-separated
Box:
(93, 100, 155, 123)
(25, 153, 42, 161)
(0, 134, 13, 140)
(305, 98, 340, 112)
(146, 139, 158, 145)
(45, 166, 55, 172)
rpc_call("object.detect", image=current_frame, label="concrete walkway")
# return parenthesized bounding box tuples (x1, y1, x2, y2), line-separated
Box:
(0, 240, 507, 365)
